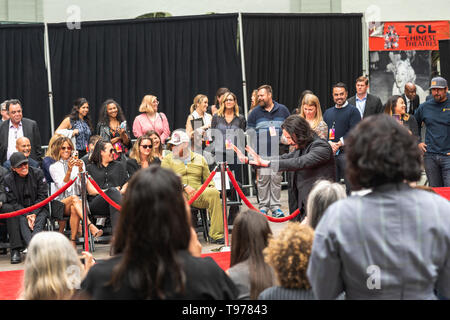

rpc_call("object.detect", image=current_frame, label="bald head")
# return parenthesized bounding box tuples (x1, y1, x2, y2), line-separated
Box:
(404, 82, 417, 100)
(16, 137, 31, 157)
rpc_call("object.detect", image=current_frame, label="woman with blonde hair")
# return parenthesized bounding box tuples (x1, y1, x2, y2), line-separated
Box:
(127, 135, 161, 179)
(132, 95, 171, 143)
(299, 93, 328, 140)
(259, 222, 315, 300)
(20, 231, 95, 300)
(185, 94, 212, 149)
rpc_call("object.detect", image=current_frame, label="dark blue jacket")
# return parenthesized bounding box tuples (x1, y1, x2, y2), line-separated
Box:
(414, 97, 450, 155)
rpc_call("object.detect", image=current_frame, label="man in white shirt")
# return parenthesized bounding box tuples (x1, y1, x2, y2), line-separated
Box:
(402, 82, 420, 115)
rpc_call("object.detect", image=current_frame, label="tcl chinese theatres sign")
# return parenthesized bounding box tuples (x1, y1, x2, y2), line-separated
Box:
(369, 21, 450, 51)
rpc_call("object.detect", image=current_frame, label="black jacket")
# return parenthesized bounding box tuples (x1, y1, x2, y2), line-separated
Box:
(0, 118, 43, 164)
(347, 93, 384, 118)
(271, 136, 336, 218)
(401, 94, 420, 115)
(2, 166, 49, 217)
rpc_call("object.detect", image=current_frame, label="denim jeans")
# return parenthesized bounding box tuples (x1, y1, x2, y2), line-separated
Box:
(423, 153, 450, 187)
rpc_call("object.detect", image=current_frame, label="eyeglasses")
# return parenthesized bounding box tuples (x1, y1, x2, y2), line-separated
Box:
(140, 144, 152, 149)
(225, 98, 235, 102)
(16, 163, 28, 169)
(61, 146, 72, 151)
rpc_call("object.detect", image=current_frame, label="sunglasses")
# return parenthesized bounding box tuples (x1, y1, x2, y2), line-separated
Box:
(140, 144, 152, 149)
(15, 163, 28, 169)
(225, 98, 235, 102)
(61, 146, 72, 151)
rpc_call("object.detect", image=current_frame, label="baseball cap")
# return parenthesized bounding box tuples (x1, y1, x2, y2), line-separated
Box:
(429, 76, 448, 89)
(167, 130, 190, 146)
(10, 152, 28, 168)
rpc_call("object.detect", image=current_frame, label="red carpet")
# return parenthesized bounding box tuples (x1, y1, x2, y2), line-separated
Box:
(0, 270, 23, 300)
(433, 187, 450, 200)
(0, 251, 230, 300)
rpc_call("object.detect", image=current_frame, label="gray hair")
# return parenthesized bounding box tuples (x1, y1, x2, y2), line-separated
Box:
(306, 180, 346, 229)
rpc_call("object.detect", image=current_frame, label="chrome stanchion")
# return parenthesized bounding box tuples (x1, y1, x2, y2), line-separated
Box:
(219, 162, 231, 252)
(79, 171, 90, 252)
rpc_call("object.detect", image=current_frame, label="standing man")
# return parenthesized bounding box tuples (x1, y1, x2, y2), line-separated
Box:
(323, 82, 361, 194)
(0, 99, 43, 164)
(414, 76, 450, 187)
(1, 152, 49, 264)
(402, 82, 420, 115)
(347, 76, 384, 118)
(0, 100, 9, 123)
(247, 84, 290, 217)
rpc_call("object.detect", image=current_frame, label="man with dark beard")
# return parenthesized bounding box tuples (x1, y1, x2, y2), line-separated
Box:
(414, 76, 450, 187)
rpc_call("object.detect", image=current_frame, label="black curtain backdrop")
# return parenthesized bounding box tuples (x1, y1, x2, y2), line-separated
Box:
(439, 39, 450, 81)
(0, 24, 51, 143)
(48, 14, 243, 138)
(242, 13, 363, 113)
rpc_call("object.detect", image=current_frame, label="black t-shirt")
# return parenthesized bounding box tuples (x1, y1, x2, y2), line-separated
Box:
(80, 251, 238, 300)
(87, 161, 128, 190)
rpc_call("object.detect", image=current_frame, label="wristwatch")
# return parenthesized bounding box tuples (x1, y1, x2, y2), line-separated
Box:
(183, 184, 188, 190)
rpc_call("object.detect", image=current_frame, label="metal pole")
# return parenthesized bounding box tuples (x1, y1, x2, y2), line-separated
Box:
(219, 162, 230, 251)
(44, 23, 55, 135)
(238, 12, 254, 197)
(79, 171, 90, 252)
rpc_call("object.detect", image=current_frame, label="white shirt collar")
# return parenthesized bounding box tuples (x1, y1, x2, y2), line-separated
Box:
(335, 101, 349, 109)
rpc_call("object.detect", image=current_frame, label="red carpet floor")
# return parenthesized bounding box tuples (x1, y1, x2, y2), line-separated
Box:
(0, 251, 230, 300)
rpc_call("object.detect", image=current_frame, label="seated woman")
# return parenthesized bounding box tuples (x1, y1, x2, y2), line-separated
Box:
(80, 166, 238, 299)
(127, 135, 161, 179)
(42, 133, 64, 184)
(49, 136, 103, 246)
(259, 223, 315, 300)
(96, 99, 131, 166)
(384, 95, 419, 140)
(146, 130, 164, 161)
(87, 139, 128, 233)
(55, 98, 93, 158)
(227, 210, 275, 300)
(19, 231, 95, 300)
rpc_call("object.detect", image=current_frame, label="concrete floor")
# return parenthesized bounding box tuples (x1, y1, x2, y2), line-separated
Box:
(0, 191, 291, 271)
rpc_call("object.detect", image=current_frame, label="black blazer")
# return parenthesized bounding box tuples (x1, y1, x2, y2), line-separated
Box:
(401, 94, 420, 115)
(0, 118, 43, 164)
(348, 93, 384, 118)
(271, 136, 336, 218)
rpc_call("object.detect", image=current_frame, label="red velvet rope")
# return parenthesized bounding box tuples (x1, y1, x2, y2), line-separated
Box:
(87, 176, 122, 211)
(0, 177, 78, 219)
(226, 167, 301, 223)
(188, 167, 218, 205)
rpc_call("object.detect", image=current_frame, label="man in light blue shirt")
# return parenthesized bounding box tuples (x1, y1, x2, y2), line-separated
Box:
(347, 76, 384, 118)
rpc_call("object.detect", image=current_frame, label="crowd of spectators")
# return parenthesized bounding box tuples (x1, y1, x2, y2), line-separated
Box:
(0, 75, 449, 300)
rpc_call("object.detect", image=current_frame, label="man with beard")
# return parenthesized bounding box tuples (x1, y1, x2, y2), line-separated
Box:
(414, 76, 450, 187)
(246, 85, 290, 218)
(161, 130, 225, 244)
(323, 82, 361, 194)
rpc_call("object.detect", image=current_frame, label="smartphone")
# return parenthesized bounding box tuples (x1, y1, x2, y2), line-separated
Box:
(72, 150, 79, 159)
(119, 121, 127, 129)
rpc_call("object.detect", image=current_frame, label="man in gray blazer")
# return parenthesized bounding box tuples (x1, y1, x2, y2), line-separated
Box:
(347, 76, 384, 118)
(307, 114, 450, 300)
(0, 99, 42, 164)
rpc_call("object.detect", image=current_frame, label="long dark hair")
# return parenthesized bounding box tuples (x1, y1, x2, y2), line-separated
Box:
(110, 166, 190, 299)
(281, 115, 315, 148)
(98, 99, 126, 126)
(230, 210, 274, 299)
(68, 97, 93, 131)
(89, 138, 111, 168)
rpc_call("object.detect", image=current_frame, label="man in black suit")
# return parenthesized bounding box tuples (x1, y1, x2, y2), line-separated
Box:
(0, 99, 43, 165)
(347, 76, 384, 118)
(402, 82, 420, 115)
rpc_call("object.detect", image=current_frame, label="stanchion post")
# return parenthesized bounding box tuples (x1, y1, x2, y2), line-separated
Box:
(219, 162, 230, 251)
(79, 171, 90, 252)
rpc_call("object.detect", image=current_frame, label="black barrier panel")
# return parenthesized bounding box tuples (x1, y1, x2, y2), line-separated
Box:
(242, 13, 363, 114)
(47, 14, 243, 138)
(0, 24, 51, 143)
(439, 39, 450, 81)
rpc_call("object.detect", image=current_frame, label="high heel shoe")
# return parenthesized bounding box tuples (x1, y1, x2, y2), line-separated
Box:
(88, 223, 103, 240)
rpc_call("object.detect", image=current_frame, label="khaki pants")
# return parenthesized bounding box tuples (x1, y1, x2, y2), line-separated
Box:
(191, 187, 224, 240)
